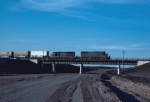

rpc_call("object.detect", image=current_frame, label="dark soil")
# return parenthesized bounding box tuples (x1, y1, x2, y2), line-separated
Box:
(0, 58, 42, 74)
(121, 63, 150, 85)
(100, 63, 150, 101)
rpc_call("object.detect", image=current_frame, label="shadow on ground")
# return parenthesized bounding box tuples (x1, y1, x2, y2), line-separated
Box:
(101, 73, 139, 102)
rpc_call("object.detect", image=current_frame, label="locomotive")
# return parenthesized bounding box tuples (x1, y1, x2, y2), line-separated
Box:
(81, 51, 110, 60)
(51, 52, 75, 59)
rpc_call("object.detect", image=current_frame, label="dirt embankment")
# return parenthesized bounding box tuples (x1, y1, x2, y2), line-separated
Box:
(111, 75, 150, 101)
(101, 63, 150, 102)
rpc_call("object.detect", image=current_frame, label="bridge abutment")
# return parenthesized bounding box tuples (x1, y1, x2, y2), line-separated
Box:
(137, 61, 150, 66)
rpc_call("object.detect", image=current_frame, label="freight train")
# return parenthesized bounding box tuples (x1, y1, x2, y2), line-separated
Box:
(0, 51, 110, 60)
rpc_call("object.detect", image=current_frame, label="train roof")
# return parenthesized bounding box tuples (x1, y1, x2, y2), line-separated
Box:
(53, 51, 75, 53)
(81, 51, 106, 53)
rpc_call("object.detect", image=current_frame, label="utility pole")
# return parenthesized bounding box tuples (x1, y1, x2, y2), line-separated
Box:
(122, 51, 125, 72)
(42, 50, 44, 69)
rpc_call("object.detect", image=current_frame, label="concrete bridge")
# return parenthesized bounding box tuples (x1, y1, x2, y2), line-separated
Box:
(38, 58, 149, 74)
(14, 58, 150, 74)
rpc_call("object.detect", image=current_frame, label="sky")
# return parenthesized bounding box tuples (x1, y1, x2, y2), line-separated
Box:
(0, 0, 150, 58)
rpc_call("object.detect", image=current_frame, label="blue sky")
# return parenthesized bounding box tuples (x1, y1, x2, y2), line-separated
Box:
(0, 0, 150, 58)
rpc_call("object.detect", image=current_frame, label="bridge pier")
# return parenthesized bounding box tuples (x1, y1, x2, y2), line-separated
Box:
(52, 63, 56, 73)
(117, 62, 120, 75)
(79, 63, 83, 74)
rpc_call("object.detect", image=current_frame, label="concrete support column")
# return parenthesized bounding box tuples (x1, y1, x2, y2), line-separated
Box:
(79, 63, 83, 74)
(52, 62, 56, 73)
(117, 62, 120, 75)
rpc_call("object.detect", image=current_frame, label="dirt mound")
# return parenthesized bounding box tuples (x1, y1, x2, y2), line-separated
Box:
(100, 68, 150, 101)
(100, 63, 150, 101)
(0, 58, 42, 74)
(120, 63, 150, 85)
(126, 63, 150, 74)
(111, 76, 150, 101)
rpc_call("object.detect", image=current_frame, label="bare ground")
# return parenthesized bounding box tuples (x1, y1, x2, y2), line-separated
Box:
(0, 68, 150, 102)
(101, 63, 150, 102)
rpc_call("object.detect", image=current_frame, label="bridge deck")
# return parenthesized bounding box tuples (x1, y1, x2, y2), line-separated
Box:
(2, 58, 149, 65)
(41, 59, 138, 65)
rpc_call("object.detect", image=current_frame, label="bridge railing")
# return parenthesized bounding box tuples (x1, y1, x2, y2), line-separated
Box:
(111, 58, 150, 61)
(7, 57, 150, 61)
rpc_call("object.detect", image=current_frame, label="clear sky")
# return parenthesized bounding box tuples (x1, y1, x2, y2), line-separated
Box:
(0, 0, 150, 58)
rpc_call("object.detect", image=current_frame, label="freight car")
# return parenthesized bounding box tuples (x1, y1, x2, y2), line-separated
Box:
(0, 52, 13, 58)
(13, 51, 30, 58)
(0, 51, 49, 58)
(50, 52, 75, 59)
(30, 51, 49, 58)
(81, 51, 110, 60)
(13, 51, 49, 58)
